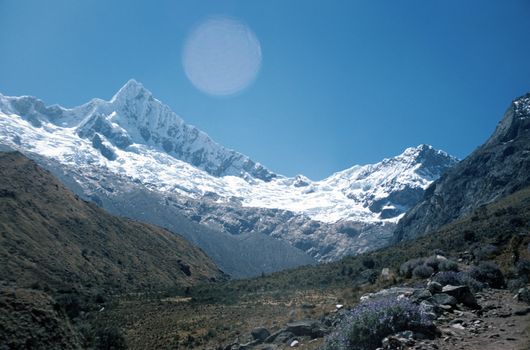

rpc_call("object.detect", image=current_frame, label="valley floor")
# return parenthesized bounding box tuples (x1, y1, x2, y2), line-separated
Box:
(91, 285, 530, 350)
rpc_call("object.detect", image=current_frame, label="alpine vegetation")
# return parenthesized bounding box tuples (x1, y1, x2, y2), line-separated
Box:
(323, 297, 434, 350)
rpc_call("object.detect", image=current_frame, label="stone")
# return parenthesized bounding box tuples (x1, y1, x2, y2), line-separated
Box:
(430, 293, 458, 307)
(516, 287, 530, 304)
(285, 320, 327, 338)
(265, 330, 295, 344)
(514, 307, 530, 316)
(360, 287, 415, 302)
(427, 281, 443, 294)
(251, 327, 270, 342)
(412, 289, 432, 302)
(441, 285, 478, 308)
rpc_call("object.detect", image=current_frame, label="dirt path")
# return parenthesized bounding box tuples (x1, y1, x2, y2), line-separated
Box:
(415, 289, 530, 350)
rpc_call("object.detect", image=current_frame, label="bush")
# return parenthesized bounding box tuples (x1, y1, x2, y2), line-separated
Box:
(432, 271, 483, 293)
(95, 327, 127, 350)
(516, 259, 530, 277)
(424, 256, 441, 271)
(472, 244, 498, 260)
(400, 258, 425, 278)
(469, 261, 505, 288)
(412, 265, 434, 278)
(54, 293, 82, 319)
(438, 259, 459, 272)
(362, 257, 376, 269)
(507, 278, 527, 292)
(324, 298, 434, 350)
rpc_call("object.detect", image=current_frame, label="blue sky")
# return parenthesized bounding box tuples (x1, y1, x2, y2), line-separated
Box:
(1, 1, 529, 179)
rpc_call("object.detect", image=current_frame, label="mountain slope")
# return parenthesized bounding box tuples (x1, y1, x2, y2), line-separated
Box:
(395, 93, 530, 241)
(0, 80, 275, 181)
(0, 80, 456, 270)
(0, 80, 456, 225)
(0, 151, 224, 292)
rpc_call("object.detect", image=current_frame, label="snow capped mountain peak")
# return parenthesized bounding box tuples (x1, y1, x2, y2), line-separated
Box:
(0, 80, 457, 226)
(111, 79, 150, 103)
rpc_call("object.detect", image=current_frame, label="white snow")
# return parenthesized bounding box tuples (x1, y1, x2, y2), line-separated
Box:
(0, 82, 458, 225)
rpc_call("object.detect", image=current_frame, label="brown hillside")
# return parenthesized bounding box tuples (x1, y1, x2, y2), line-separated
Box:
(0, 151, 224, 293)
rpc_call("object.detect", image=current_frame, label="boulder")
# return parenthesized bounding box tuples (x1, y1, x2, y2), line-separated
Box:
(251, 327, 270, 342)
(427, 281, 443, 294)
(360, 287, 416, 302)
(430, 293, 458, 307)
(516, 287, 530, 304)
(411, 289, 432, 302)
(265, 330, 295, 344)
(285, 320, 327, 338)
(442, 285, 479, 308)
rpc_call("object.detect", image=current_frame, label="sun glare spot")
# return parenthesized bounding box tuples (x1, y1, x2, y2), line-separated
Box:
(182, 16, 262, 96)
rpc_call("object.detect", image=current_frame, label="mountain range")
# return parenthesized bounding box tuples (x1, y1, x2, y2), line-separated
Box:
(0, 80, 457, 276)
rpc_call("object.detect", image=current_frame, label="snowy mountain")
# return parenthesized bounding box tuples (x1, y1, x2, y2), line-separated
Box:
(0, 80, 458, 271)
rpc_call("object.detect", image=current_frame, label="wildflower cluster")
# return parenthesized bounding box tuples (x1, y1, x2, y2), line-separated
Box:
(324, 297, 433, 350)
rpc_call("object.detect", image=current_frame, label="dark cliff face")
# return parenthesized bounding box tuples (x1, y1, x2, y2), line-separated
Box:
(394, 93, 530, 242)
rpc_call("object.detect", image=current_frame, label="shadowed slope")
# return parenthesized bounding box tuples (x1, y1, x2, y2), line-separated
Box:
(0, 151, 224, 293)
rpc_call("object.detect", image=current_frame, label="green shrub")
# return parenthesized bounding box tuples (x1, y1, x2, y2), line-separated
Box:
(54, 292, 82, 319)
(95, 327, 127, 350)
(412, 265, 434, 278)
(399, 258, 425, 278)
(438, 259, 459, 272)
(469, 261, 505, 288)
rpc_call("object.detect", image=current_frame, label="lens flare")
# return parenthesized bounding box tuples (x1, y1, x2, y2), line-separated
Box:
(182, 16, 262, 96)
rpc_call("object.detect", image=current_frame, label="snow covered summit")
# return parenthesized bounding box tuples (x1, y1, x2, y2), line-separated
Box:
(0, 80, 457, 224)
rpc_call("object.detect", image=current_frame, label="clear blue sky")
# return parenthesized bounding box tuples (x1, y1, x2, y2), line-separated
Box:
(1, 1, 530, 179)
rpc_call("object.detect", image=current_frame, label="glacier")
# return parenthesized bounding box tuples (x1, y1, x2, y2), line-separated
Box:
(0, 80, 458, 270)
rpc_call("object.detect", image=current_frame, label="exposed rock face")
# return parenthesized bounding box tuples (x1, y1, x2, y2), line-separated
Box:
(395, 93, 530, 242)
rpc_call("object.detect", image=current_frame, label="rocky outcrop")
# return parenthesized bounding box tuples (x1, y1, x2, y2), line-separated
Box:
(395, 93, 530, 242)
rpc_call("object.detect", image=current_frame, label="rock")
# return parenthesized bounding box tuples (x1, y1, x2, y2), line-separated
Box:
(381, 267, 391, 280)
(441, 285, 479, 308)
(290, 340, 299, 347)
(360, 287, 415, 302)
(430, 293, 458, 307)
(514, 307, 530, 316)
(254, 345, 278, 350)
(427, 281, 443, 294)
(285, 320, 327, 338)
(265, 330, 295, 344)
(251, 327, 270, 342)
(516, 287, 530, 304)
(412, 289, 432, 302)
(240, 339, 262, 349)
(381, 334, 415, 349)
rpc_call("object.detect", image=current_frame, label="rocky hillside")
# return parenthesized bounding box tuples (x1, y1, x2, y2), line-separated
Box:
(0, 151, 224, 292)
(395, 93, 530, 242)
